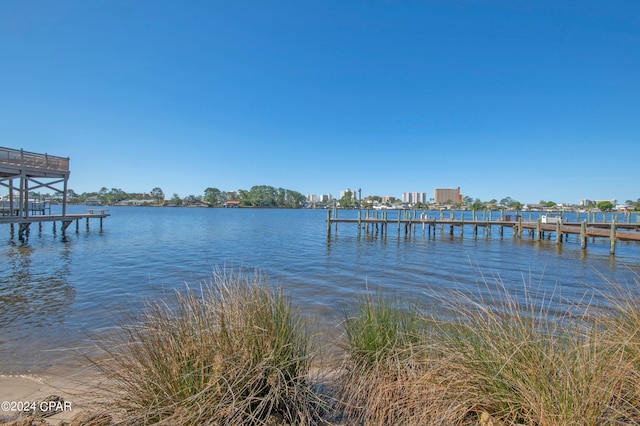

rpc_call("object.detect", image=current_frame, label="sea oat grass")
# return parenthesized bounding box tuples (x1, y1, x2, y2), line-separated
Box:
(423, 280, 640, 425)
(336, 278, 640, 425)
(591, 277, 640, 421)
(90, 269, 640, 425)
(94, 270, 322, 425)
(336, 291, 427, 424)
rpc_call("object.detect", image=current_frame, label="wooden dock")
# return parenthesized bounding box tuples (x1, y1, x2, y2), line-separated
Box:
(0, 211, 110, 237)
(326, 210, 640, 255)
(1, 146, 109, 239)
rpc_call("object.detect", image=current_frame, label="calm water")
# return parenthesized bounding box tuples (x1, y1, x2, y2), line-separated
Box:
(1, 206, 639, 374)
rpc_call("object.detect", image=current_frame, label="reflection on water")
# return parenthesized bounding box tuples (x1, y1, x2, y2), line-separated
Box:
(0, 236, 76, 373)
(0, 240, 75, 328)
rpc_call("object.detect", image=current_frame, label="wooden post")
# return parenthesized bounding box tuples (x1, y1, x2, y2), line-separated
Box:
(580, 220, 587, 249)
(536, 218, 541, 240)
(326, 210, 331, 237)
(384, 211, 389, 235)
(357, 210, 361, 238)
(518, 215, 523, 238)
(556, 220, 562, 244)
(364, 211, 369, 235)
(610, 219, 616, 255)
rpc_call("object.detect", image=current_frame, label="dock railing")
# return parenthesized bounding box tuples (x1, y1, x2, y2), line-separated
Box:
(0, 147, 69, 172)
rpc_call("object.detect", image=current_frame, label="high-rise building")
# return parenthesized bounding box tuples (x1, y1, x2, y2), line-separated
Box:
(402, 192, 427, 204)
(434, 187, 461, 204)
(340, 189, 354, 198)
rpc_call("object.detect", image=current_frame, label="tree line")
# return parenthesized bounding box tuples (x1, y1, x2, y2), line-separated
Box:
(25, 186, 640, 211)
(31, 185, 307, 208)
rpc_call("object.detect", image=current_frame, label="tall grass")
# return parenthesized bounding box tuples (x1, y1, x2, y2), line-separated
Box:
(335, 279, 640, 425)
(95, 270, 321, 425)
(337, 291, 427, 425)
(428, 281, 640, 425)
(90, 270, 640, 425)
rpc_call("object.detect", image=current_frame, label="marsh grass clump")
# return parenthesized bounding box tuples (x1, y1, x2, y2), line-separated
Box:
(336, 291, 427, 425)
(591, 277, 640, 417)
(95, 270, 321, 425)
(427, 281, 640, 425)
(335, 279, 640, 426)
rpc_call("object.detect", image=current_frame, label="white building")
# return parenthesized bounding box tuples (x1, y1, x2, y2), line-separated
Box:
(402, 192, 427, 204)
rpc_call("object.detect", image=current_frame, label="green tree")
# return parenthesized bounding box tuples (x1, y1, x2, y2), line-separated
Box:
(339, 190, 355, 209)
(500, 196, 514, 207)
(597, 201, 614, 211)
(98, 187, 108, 203)
(285, 189, 305, 208)
(170, 193, 182, 206)
(204, 187, 223, 206)
(66, 189, 78, 199)
(108, 188, 126, 204)
(151, 187, 165, 204)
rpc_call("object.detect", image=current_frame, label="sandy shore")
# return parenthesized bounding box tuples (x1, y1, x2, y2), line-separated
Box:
(0, 368, 108, 425)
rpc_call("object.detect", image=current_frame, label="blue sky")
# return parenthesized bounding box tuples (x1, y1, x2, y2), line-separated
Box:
(1, 1, 638, 204)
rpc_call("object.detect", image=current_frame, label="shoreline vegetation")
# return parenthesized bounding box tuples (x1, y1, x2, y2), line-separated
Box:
(25, 184, 640, 212)
(3, 269, 640, 425)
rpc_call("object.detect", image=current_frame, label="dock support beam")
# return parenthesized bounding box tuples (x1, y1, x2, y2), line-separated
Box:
(610, 219, 616, 255)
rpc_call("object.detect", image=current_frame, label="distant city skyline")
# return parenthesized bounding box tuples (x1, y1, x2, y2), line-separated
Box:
(1, 2, 638, 205)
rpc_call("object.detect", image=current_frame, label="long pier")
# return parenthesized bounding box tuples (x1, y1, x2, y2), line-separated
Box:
(326, 209, 640, 255)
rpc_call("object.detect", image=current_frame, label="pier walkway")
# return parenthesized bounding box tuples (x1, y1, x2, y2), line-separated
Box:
(0, 211, 110, 236)
(327, 210, 640, 255)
